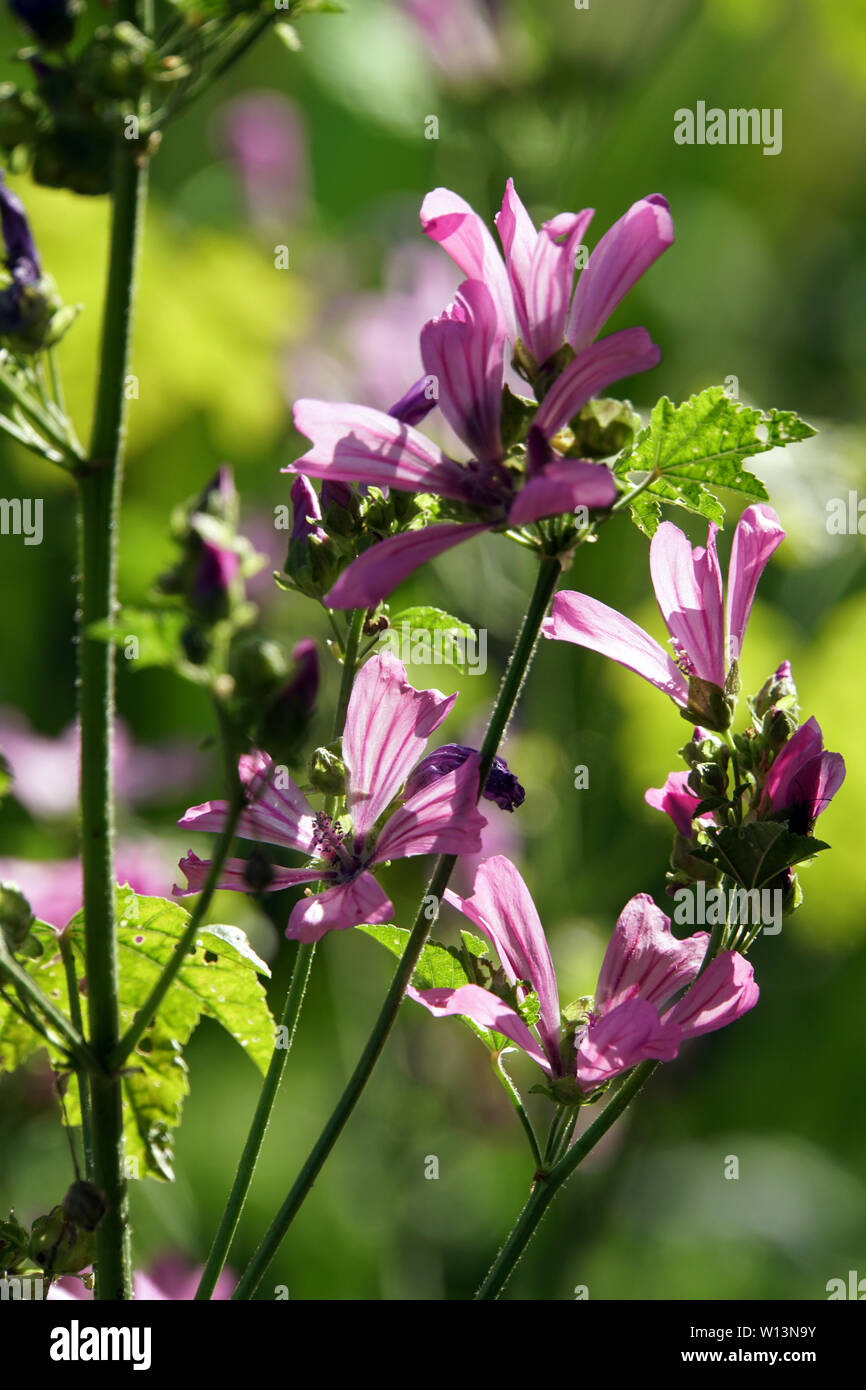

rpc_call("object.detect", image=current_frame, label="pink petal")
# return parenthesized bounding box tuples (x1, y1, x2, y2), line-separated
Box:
(662, 951, 759, 1038)
(173, 851, 323, 897)
(288, 400, 470, 500)
(286, 872, 393, 943)
(324, 523, 489, 610)
(645, 771, 713, 838)
(650, 521, 725, 687)
(178, 752, 319, 854)
(420, 186, 515, 336)
(372, 753, 486, 862)
(495, 177, 539, 348)
(526, 209, 594, 365)
(763, 718, 845, 821)
(507, 458, 617, 525)
(595, 893, 709, 1013)
(725, 504, 785, 668)
(576, 998, 682, 1090)
(542, 590, 690, 705)
(343, 652, 457, 848)
(443, 855, 561, 1072)
(567, 193, 674, 353)
(420, 279, 505, 462)
(534, 327, 661, 439)
(409, 982, 553, 1073)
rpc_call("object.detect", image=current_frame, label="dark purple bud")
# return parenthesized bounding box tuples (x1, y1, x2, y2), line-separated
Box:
(388, 374, 438, 428)
(192, 539, 239, 617)
(0, 171, 41, 284)
(291, 475, 326, 543)
(320, 480, 353, 512)
(9, 0, 80, 49)
(261, 639, 320, 759)
(404, 743, 525, 812)
(284, 638, 319, 715)
(196, 465, 238, 524)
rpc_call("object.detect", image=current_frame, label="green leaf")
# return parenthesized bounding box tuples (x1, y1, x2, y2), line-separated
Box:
(384, 606, 480, 675)
(0, 888, 273, 1182)
(614, 388, 816, 536)
(698, 822, 829, 890)
(357, 923, 497, 1048)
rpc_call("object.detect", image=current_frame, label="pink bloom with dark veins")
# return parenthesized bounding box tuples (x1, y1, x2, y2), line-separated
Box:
(410, 858, 758, 1092)
(175, 653, 486, 943)
(543, 504, 786, 706)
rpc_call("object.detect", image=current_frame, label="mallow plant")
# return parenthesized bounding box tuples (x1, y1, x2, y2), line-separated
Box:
(0, 0, 843, 1303)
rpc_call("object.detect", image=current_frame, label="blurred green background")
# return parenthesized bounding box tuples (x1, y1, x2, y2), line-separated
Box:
(1, 0, 865, 1299)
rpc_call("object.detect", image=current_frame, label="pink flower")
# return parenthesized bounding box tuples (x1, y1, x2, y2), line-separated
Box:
(401, 0, 502, 83)
(48, 1257, 235, 1301)
(645, 769, 713, 839)
(285, 179, 670, 609)
(0, 707, 204, 819)
(761, 716, 845, 833)
(0, 841, 173, 933)
(175, 653, 486, 943)
(421, 180, 673, 367)
(411, 858, 758, 1092)
(543, 504, 786, 709)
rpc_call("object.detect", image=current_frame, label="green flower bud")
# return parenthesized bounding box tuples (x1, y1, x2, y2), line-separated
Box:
(0, 883, 34, 953)
(753, 660, 798, 718)
(669, 834, 721, 884)
(761, 706, 798, 753)
(569, 397, 642, 460)
(681, 675, 734, 733)
(686, 761, 727, 799)
(29, 1205, 95, 1276)
(0, 1215, 30, 1275)
(231, 638, 289, 698)
(0, 85, 43, 151)
(81, 22, 154, 102)
(308, 743, 345, 796)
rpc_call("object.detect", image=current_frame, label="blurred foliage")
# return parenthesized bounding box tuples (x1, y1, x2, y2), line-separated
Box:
(0, 0, 864, 1300)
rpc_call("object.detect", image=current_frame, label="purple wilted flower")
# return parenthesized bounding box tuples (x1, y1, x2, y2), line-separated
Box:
(175, 653, 486, 942)
(410, 858, 758, 1092)
(761, 716, 845, 833)
(9, 0, 80, 48)
(543, 504, 786, 712)
(405, 743, 524, 812)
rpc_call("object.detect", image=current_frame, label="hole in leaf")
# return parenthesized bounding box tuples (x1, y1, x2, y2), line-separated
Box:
(204, 950, 219, 964)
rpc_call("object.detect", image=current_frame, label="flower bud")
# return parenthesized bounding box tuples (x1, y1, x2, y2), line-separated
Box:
(0, 85, 42, 151)
(568, 397, 641, 460)
(388, 374, 437, 428)
(9, 0, 82, 48)
(0, 882, 34, 953)
(754, 660, 798, 718)
(308, 743, 345, 796)
(62, 1180, 108, 1232)
(231, 637, 289, 697)
(761, 705, 797, 753)
(259, 639, 319, 761)
(403, 743, 525, 812)
(681, 675, 734, 733)
(686, 761, 727, 799)
(81, 22, 154, 102)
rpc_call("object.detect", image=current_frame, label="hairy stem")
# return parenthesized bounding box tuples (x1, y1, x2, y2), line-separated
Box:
(232, 556, 563, 1298)
(195, 607, 366, 1300)
(78, 109, 148, 1304)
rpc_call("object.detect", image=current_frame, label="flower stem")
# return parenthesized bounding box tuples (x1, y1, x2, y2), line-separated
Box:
(194, 608, 366, 1300)
(475, 1060, 659, 1300)
(231, 557, 563, 1298)
(493, 1053, 543, 1171)
(78, 109, 148, 1302)
(59, 933, 94, 1180)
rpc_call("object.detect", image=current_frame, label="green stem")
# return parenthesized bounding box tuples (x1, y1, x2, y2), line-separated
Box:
(232, 557, 563, 1299)
(475, 1061, 659, 1300)
(0, 936, 98, 1076)
(109, 789, 243, 1070)
(493, 1053, 543, 1171)
(475, 913, 732, 1299)
(193, 608, 365, 1300)
(78, 126, 148, 1301)
(59, 934, 94, 1179)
